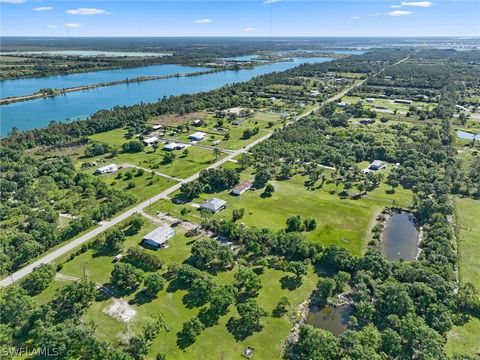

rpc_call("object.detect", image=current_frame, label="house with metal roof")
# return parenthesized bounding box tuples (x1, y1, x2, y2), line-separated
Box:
(188, 132, 207, 141)
(95, 163, 118, 174)
(200, 198, 227, 213)
(143, 226, 175, 249)
(231, 180, 253, 196)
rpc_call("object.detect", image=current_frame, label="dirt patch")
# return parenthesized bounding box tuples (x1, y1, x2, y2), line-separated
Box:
(150, 111, 208, 127)
(104, 298, 136, 323)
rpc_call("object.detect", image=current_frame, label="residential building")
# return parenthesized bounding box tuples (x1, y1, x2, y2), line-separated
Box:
(95, 164, 118, 174)
(143, 226, 175, 249)
(231, 180, 253, 196)
(200, 198, 227, 213)
(369, 160, 385, 171)
(188, 132, 207, 141)
(142, 136, 159, 146)
(163, 142, 178, 151)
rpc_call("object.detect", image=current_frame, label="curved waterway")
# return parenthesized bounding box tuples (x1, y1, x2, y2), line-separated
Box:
(0, 57, 331, 135)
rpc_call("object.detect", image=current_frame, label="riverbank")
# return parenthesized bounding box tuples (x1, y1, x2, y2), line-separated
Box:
(0, 69, 222, 105)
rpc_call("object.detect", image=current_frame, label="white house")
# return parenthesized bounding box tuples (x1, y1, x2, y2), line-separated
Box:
(366, 98, 375, 103)
(163, 142, 178, 151)
(143, 226, 175, 249)
(192, 119, 202, 126)
(143, 136, 159, 146)
(152, 124, 163, 130)
(95, 164, 118, 174)
(189, 132, 207, 141)
(394, 99, 412, 105)
(231, 180, 253, 196)
(200, 198, 227, 213)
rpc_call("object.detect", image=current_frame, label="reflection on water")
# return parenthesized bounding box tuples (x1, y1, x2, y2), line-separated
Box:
(382, 212, 419, 261)
(305, 305, 351, 336)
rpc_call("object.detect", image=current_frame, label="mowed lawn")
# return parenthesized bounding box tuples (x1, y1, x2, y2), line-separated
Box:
(37, 217, 318, 359)
(99, 168, 177, 202)
(445, 197, 480, 357)
(148, 173, 413, 256)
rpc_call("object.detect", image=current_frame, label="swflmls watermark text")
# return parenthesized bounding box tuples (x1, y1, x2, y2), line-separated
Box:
(1, 347, 59, 357)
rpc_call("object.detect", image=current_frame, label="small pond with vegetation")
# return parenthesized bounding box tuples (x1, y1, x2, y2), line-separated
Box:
(305, 305, 351, 336)
(382, 212, 419, 260)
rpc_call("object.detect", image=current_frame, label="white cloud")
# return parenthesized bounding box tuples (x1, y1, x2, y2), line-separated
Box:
(385, 10, 413, 16)
(0, 0, 25, 3)
(63, 23, 82, 28)
(401, 1, 433, 7)
(46, 24, 57, 28)
(391, 5, 402, 8)
(263, 0, 280, 4)
(351, 16, 360, 19)
(242, 27, 256, 32)
(193, 18, 212, 24)
(66, 8, 111, 16)
(33, 7, 53, 11)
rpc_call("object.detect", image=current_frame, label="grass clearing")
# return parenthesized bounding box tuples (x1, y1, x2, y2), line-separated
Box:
(445, 197, 480, 357)
(147, 171, 413, 256)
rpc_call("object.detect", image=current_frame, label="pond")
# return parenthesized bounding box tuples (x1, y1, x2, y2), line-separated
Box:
(382, 212, 419, 261)
(456, 130, 480, 141)
(305, 305, 351, 336)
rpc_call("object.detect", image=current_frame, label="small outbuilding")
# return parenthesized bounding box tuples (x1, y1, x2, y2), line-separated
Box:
(200, 198, 227, 213)
(188, 132, 207, 141)
(95, 163, 118, 175)
(242, 347, 255, 359)
(143, 226, 175, 249)
(231, 181, 253, 196)
(366, 97, 375, 103)
(192, 119, 202, 126)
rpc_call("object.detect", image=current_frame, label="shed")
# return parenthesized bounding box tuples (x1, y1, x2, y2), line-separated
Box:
(192, 119, 202, 126)
(143, 226, 175, 249)
(188, 132, 207, 141)
(366, 97, 375, 103)
(200, 198, 227, 213)
(95, 163, 118, 174)
(231, 181, 253, 196)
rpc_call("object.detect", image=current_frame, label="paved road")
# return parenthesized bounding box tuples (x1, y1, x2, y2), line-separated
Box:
(0, 70, 377, 287)
(0, 131, 272, 287)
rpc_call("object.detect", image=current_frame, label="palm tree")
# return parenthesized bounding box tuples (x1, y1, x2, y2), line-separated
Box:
(213, 148, 222, 160)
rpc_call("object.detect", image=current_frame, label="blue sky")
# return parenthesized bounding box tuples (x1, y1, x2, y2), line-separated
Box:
(1, 0, 479, 37)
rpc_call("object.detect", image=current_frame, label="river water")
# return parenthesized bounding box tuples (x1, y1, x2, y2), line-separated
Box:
(0, 57, 331, 135)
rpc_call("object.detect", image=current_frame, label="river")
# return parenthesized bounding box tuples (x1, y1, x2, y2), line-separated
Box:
(0, 57, 331, 135)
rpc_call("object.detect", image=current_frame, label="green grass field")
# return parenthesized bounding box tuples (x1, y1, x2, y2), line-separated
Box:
(89, 128, 130, 147)
(99, 168, 177, 202)
(147, 171, 413, 256)
(445, 197, 480, 357)
(32, 216, 319, 360)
